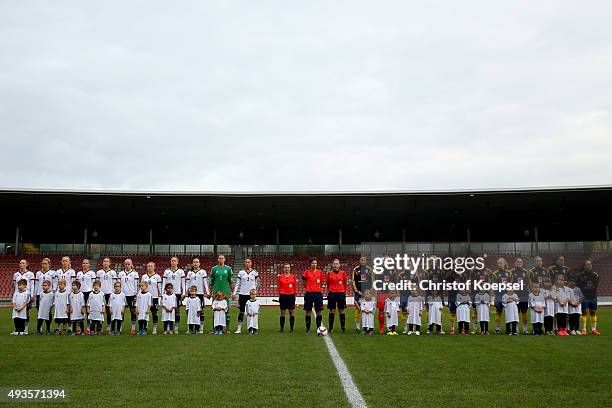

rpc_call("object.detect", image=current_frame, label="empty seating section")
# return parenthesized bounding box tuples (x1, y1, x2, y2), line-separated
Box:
(1, 252, 610, 302)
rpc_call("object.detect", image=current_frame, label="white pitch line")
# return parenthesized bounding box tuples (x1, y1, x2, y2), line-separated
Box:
(324, 335, 368, 408)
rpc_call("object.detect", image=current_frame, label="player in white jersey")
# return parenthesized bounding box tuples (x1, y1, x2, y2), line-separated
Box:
(385, 292, 400, 335)
(162, 257, 185, 333)
(141, 262, 162, 334)
(77, 259, 96, 303)
(12, 259, 28, 294)
(186, 258, 209, 333)
(36, 280, 54, 334)
(97, 257, 117, 333)
(118, 258, 140, 334)
(233, 257, 259, 334)
(108, 281, 127, 335)
(474, 290, 491, 335)
(245, 288, 261, 334)
(56, 256, 76, 291)
(361, 290, 376, 334)
(135, 281, 152, 335)
(35, 258, 55, 307)
(183, 286, 202, 334)
(87, 280, 105, 335)
(19, 261, 36, 334)
(69, 281, 85, 335)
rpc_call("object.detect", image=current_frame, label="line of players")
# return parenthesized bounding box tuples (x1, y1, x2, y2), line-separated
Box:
(10, 254, 260, 335)
(10, 254, 601, 336)
(353, 255, 600, 335)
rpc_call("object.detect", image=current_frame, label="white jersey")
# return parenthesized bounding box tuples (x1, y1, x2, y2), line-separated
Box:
(35, 270, 55, 296)
(427, 296, 443, 325)
(109, 292, 127, 321)
(569, 287, 583, 314)
(554, 286, 570, 314)
(407, 295, 424, 325)
(212, 299, 227, 327)
(161, 293, 177, 322)
(56, 269, 76, 289)
(77, 270, 97, 293)
(385, 297, 400, 327)
(12, 289, 30, 319)
(163, 268, 186, 295)
(183, 296, 202, 325)
(186, 269, 209, 295)
(141, 273, 162, 298)
(37, 291, 54, 320)
(22, 271, 36, 298)
(12, 271, 25, 294)
(119, 270, 140, 297)
(475, 292, 491, 322)
(361, 299, 376, 329)
(69, 292, 85, 320)
(456, 294, 471, 323)
(54, 290, 70, 319)
(87, 291, 106, 321)
(542, 288, 556, 317)
(529, 292, 546, 323)
(97, 269, 117, 295)
(234, 269, 259, 296)
(135, 291, 152, 320)
(246, 298, 261, 329)
(503, 293, 519, 323)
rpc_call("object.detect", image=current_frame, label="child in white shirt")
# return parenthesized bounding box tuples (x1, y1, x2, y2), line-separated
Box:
(36, 280, 54, 335)
(246, 289, 261, 334)
(385, 291, 400, 335)
(426, 291, 444, 335)
(474, 290, 491, 335)
(12, 279, 29, 335)
(183, 286, 202, 334)
(502, 290, 519, 335)
(212, 290, 227, 335)
(108, 282, 127, 335)
(161, 283, 177, 335)
(529, 283, 545, 335)
(69, 281, 85, 335)
(54, 280, 70, 335)
(135, 281, 152, 335)
(361, 290, 376, 335)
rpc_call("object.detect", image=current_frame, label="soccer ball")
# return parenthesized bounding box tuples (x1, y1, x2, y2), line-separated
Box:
(317, 326, 328, 336)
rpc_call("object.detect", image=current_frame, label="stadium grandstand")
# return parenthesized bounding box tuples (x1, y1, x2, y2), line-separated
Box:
(1, 186, 611, 302)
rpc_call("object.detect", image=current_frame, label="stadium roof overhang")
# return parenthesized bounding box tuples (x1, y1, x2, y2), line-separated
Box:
(1, 185, 611, 244)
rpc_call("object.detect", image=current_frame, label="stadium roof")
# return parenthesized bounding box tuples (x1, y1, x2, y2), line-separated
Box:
(1, 186, 611, 244)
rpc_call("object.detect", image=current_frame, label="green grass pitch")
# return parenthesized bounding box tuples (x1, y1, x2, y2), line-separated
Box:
(0, 306, 610, 407)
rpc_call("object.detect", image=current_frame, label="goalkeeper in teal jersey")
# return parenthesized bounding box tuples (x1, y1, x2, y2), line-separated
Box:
(209, 254, 234, 332)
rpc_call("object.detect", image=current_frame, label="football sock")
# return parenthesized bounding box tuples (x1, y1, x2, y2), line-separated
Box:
(305, 315, 312, 331)
(378, 311, 385, 330)
(495, 312, 501, 330)
(289, 316, 295, 330)
(592, 315, 597, 330)
(329, 313, 335, 330)
(581, 315, 587, 330)
(280, 316, 286, 330)
(339, 314, 345, 330)
(315, 315, 322, 328)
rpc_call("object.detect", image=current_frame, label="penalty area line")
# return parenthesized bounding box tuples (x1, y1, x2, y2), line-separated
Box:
(323, 335, 367, 408)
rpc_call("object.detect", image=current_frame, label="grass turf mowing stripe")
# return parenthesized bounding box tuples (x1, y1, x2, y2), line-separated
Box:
(324, 335, 367, 408)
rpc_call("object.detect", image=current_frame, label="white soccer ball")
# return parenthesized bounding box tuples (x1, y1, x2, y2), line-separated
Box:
(317, 326, 328, 336)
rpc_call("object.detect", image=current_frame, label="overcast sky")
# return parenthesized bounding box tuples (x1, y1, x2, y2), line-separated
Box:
(1, 1, 611, 192)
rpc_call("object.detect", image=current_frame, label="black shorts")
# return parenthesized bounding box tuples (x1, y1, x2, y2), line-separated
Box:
(55, 318, 68, 324)
(104, 294, 111, 307)
(197, 294, 206, 308)
(126, 296, 136, 308)
(518, 301, 529, 312)
(238, 294, 250, 313)
(327, 292, 346, 310)
(82, 291, 91, 304)
(304, 292, 324, 312)
(175, 293, 183, 308)
(279, 294, 296, 310)
(151, 298, 159, 312)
